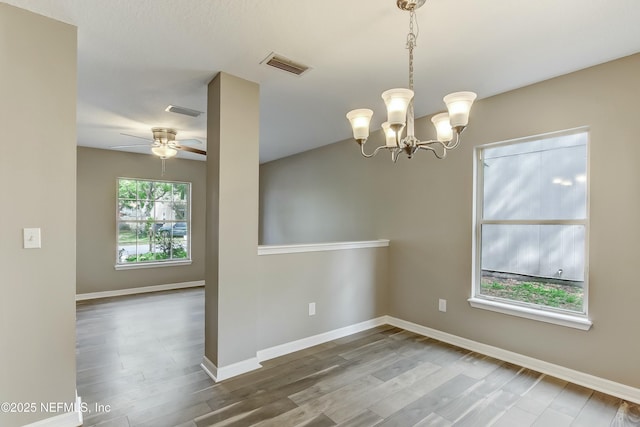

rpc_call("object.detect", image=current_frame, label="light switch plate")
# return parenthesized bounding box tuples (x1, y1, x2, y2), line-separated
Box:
(23, 228, 41, 249)
(308, 302, 316, 316)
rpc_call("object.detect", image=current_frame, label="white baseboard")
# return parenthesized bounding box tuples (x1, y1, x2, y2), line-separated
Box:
(385, 316, 640, 404)
(200, 356, 219, 382)
(200, 317, 387, 382)
(201, 313, 639, 403)
(23, 392, 82, 427)
(75, 280, 204, 301)
(201, 356, 262, 383)
(256, 316, 388, 362)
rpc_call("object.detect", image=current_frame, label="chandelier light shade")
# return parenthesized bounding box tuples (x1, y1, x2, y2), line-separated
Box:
(431, 113, 453, 142)
(381, 88, 414, 126)
(381, 122, 399, 147)
(346, 0, 477, 161)
(443, 91, 477, 127)
(346, 109, 374, 140)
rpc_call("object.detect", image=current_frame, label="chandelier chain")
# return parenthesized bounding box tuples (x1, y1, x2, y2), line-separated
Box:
(406, 9, 419, 90)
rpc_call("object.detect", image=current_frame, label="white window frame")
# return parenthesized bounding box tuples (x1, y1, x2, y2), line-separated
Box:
(115, 177, 192, 270)
(469, 128, 592, 330)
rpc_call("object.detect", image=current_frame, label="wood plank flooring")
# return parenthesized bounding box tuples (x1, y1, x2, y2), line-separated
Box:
(76, 288, 639, 427)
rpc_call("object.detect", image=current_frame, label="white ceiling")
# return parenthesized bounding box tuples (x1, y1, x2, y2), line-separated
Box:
(5, 0, 640, 163)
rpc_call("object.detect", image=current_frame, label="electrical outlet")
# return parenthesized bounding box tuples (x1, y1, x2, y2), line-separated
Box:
(309, 302, 316, 316)
(438, 299, 447, 312)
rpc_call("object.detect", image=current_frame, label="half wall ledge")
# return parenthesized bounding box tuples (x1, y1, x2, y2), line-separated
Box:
(257, 239, 390, 256)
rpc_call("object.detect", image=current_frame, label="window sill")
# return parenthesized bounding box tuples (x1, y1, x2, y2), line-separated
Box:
(115, 260, 192, 270)
(468, 297, 592, 331)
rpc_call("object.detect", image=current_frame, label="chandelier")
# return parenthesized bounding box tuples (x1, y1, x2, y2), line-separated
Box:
(346, 0, 477, 161)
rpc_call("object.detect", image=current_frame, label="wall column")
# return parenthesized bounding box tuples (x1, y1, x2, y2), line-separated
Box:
(203, 73, 260, 379)
(0, 4, 78, 426)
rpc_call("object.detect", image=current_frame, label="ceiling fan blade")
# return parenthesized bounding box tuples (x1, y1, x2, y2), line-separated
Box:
(175, 145, 207, 155)
(120, 132, 153, 142)
(176, 138, 204, 146)
(111, 144, 152, 149)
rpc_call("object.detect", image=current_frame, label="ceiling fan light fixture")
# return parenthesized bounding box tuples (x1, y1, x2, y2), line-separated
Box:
(151, 127, 177, 144)
(151, 145, 178, 159)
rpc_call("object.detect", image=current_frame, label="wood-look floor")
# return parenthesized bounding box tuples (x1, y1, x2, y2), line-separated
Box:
(76, 288, 639, 427)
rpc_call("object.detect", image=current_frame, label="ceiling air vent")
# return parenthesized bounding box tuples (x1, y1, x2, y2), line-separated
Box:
(165, 105, 203, 118)
(261, 53, 310, 76)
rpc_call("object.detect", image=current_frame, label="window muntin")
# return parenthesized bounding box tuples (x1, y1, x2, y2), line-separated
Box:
(474, 129, 588, 316)
(117, 178, 191, 266)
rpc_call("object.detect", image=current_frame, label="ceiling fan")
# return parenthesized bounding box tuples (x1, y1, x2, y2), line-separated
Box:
(112, 127, 207, 159)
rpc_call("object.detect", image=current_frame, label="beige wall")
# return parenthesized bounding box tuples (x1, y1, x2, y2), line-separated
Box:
(257, 247, 389, 351)
(260, 141, 381, 245)
(76, 147, 206, 295)
(259, 53, 640, 389)
(0, 4, 78, 426)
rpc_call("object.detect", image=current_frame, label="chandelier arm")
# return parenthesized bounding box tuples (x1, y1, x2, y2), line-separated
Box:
(360, 142, 390, 158)
(417, 143, 448, 159)
(415, 139, 442, 147)
(443, 130, 462, 150)
(415, 128, 462, 150)
(445, 139, 460, 150)
(392, 148, 402, 163)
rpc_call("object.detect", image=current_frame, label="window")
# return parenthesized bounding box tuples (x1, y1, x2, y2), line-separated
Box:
(116, 178, 191, 268)
(471, 129, 591, 329)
